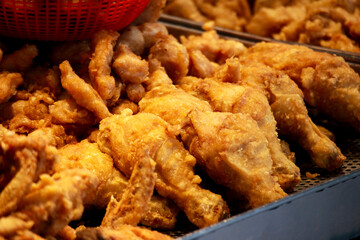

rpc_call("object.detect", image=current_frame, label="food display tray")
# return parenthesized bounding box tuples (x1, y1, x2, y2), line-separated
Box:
(157, 18, 360, 240)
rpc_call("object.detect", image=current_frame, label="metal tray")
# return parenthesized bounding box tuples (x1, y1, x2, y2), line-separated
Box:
(156, 20, 360, 240)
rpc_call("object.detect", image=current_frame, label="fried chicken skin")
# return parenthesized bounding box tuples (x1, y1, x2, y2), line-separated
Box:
(59, 60, 111, 121)
(212, 57, 346, 171)
(245, 42, 360, 134)
(76, 225, 173, 240)
(140, 69, 287, 207)
(149, 35, 189, 82)
(248, 0, 360, 52)
(0, 72, 23, 104)
(98, 111, 229, 228)
(112, 44, 149, 84)
(180, 28, 246, 64)
(177, 76, 300, 191)
(101, 148, 155, 228)
(55, 139, 178, 230)
(0, 169, 99, 238)
(0, 126, 57, 217)
(0, 44, 38, 72)
(89, 30, 120, 100)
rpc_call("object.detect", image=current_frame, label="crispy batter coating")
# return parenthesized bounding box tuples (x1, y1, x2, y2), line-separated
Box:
(125, 83, 146, 103)
(0, 169, 99, 237)
(118, 26, 145, 56)
(89, 30, 120, 100)
(133, 0, 167, 25)
(113, 44, 149, 84)
(246, 42, 360, 131)
(60, 60, 111, 121)
(240, 43, 353, 170)
(180, 29, 246, 64)
(138, 22, 169, 51)
(98, 112, 229, 228)
(49, 93, 97, 126)
(165, 0, 251, 31)
(149, 35, 189, 82)
(0, 72, 23, 104)
(186, 110, 287, 207)
(101, 149, 155, 228)
(140, 73, 287, 207)
(0, 126, 57, 217)
(24, 66, 62, 97)
(178, 76, 300, 191)
(248, 0, 360, 52)
(0, 44, 38, 72)
(76, 225, 173, 240)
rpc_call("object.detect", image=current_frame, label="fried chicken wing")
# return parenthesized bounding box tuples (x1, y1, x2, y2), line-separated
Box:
(98, 111, 229, 228)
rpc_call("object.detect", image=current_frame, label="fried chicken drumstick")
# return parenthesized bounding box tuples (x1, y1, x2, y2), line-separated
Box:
(244, 42, 360, 133)
(97, 110, 229, 228)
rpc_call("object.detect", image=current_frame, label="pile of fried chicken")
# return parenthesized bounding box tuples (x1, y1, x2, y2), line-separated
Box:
(1, 0, 360, 239)
(165, 0, 360, 53)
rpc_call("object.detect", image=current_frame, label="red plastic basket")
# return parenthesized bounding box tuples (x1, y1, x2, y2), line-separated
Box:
(0, 0, 150, 41)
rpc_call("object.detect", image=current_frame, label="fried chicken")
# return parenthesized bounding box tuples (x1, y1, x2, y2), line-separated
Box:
(24, 65, 62, 97)
(112, 44, 149, 84)
(0, 72, 23, 104)
(76, 225, 173, 240)
(209, 57, 346, 171)
(180, 27, 246, 64)
(98, 110, 229, 228)
(245, 42, 360, 134)
(165, 0, 251, 31)
(0, 44, 38, 72)
(88, 30, 120, 100)
(149, 35, 189, 81)
(59, 60, 111, 121)
(139, 68, 287, 208)
(0, 126, 57, 217)
(177, 76, 300, 191)
(0, 169, 99, 238)
(247, 0, 360, 52)
(133, 0, 167, 25)
(55, 139, 178, 230)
